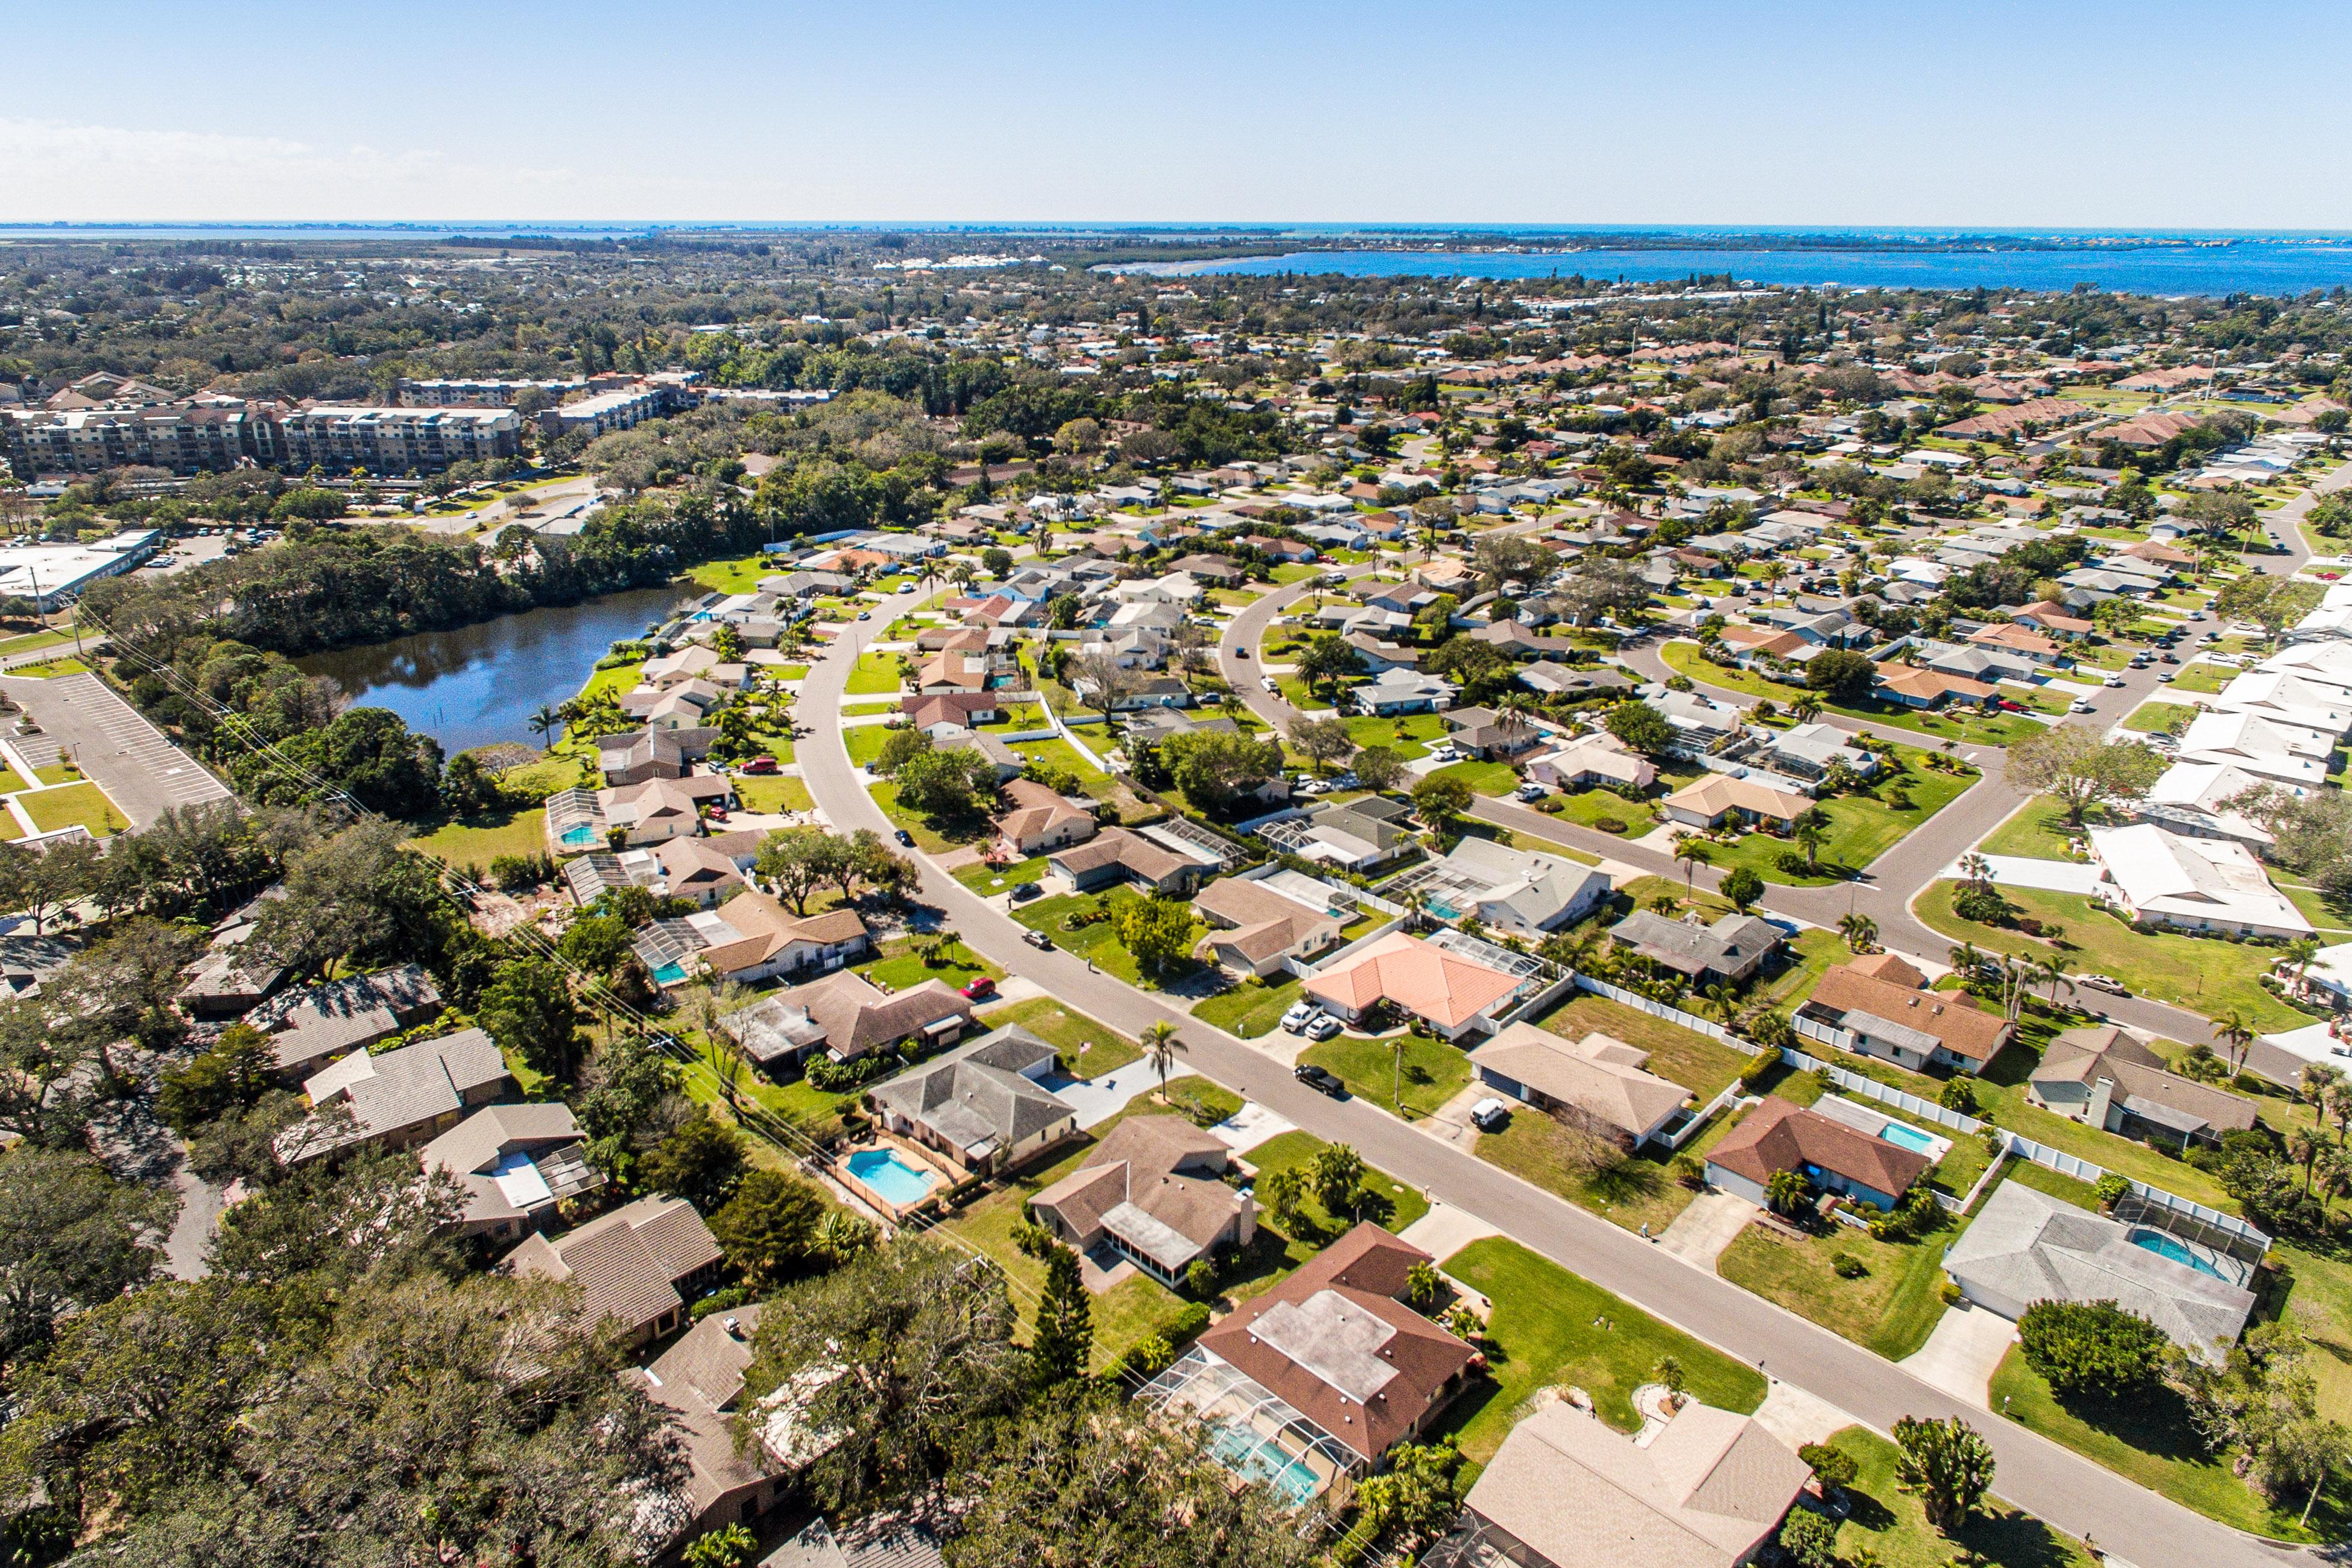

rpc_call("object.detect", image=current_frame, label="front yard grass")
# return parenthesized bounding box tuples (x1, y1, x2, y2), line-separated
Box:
(951, 854, 1050, 896)
(856, 935, 1004, 994)
(1296, 1031, 1473, 1118)
(1914, 880, 2304, 1032)
(2123, 699, 2198, 733)
(978, 995, 1141, 1077)
(1009, 888, 1204, 990)
(1342, 710, 1449, 759)
(1438, 1237, 1766, 1462)
(1715, 1209, 1965, 1361)
(1658, 641, 2050, 747)
(1190, 973, 1305, 1038)
(1977, 794, 2094, 859)
(865, 781, 988, 853)
(14, 780, 126, 837)
(1473, 1100, 1750, 1236)
(406, 806, 548, 867)
(734, 775, 814, 814)
(1546, 786, 1660, 835)
(1242, 1130, 1429, 1237)
(1820, 1425, 2099, 1568)
(844, 650, 906, 695)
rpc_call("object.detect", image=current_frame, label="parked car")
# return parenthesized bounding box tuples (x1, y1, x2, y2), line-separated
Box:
(1280, 1000, 1322, 1032)
(894, 829, 915, 847)
(1010, 882, 1043, 902)
(2079, 973, 2128, 996)
(2069, 698, 2094, 714)
(1021, 929, 1054, 950)
(1234, 646, 1250, 659)
(739, 754, 779, 774)
(2160, 653, 2178, 664)
(897, 582, 916, 594)
(856, 610, 871, 621)
(2157, 671, 2175, 683)
(1994, 698, 2025, 712)
(1293, 1063, 1345, 1096)
(1469, 1097, 1511, 1131)
(959, 976, 997, 1001)
(1262, 676, 1281, 693)
(1513, 782, 1548, 802)
(1303, 1014, 1344, 1042)
(2103, 674, 2126, 688)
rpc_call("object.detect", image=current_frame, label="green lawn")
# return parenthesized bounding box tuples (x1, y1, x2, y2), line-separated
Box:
(10, 657, 92, 678)
(2123, 700, 2199, 734)
(1009, 888, 1207, 993)
(1529, 993, 1750, 1101)
(1007, 735, 1115, 795)
(734, 775, 814, 814)
(1820, 1425, 2098, 1568)
(1474, 1099, 1753, 1237)
(686, 554, 775, 595)
(865, 781, 988, 853)
(1914, 881, 2304, 1032)
(951, 855, 1051, 896)
(1342, 711, 1450, 759)
(1434, 757, 1522, 797)
(0, 760, 31, 796)
(1243, 1130, 1429, 1238)
(1546, 787, 1660, 835)
(0, 627, 78, 657)
(1715, 1210, 1965, 1361)
(405, 807, 549, 867)
(1977, 794, 2094, 860)
(1157, 1076, 1245, 1128)
(845, 651, 906, 695)
(1755, 926, 1851, 1011)
(856, 935, 1003, 994)
(1190, 973, 1306, 1038)
(1989, 1345, 2322, 1540)
(844, 724, 896, 768)
(2173, 661, 2236, 694)
(14, 780, 127, 837)
(1297, 1031, 1474, 1118)
(1438, 1238, 1766, 1462)
(577, 659, 643, 701)
(978, 995, 1142, 1077)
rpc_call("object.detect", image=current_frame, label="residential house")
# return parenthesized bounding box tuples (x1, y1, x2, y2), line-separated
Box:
(502, 1194, 726, 1345)
(2009, 600, 2096, 640)
(914, 651, 991, 695)
(1301, 930, 1534, 1042)
(1261, 798, 1416, 873)
(2142, 760, 2290, 849)
(1658, 773, 1811, 832)
(1516, 662, 1634, 703)
(1193, 876, 1347, 978)
(1607, 910, 1783, 987)
(900, 691, 1001, 729)
(177, 890, 288, 1019)
(1344, 631, 1423, 673)
(2088, 823, 2312, 939)
(1180, 1224, 1478, 1482)
(1873, 666, 1999, 711)
(1966, 622, 2067, 665)
(1434, 1397, 1811, 1568)
(1467, 1026, 1693, 1149)
(252, 963, 444, 1080)
(1048, 826, 1203, 896)
(626, 1308, 794, 1548)
(1415, 836, 1612, 935)
(631, 894, 873, 987)
(1796, 961, 2014, 1073)
(1765, 722, 1880, 784)
(1526, 730, 1656, 792)
(2026, 1024, 2257, 1149)
(1028, 1116, 1256, 1286)
(1441, 706, 1549, 762)
(1704, 1096, 1930, 1212)
(723, 971, 976, 1072)
(1941, 1182, 2254, 1359)
(288, 1026, 513, 1159)
(865, 1027, 1080, 1178)
(993, 776, 1101, 857)
(1646, 688, 1745, 750)
(419, 1101, 604, 1241)
(1355, 668, 1459, 715)
(593, 726, 716, 786)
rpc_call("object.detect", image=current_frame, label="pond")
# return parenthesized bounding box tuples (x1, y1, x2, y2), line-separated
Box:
(294, 583, 690, 754)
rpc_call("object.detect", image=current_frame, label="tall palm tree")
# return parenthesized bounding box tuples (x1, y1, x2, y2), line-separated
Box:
(528, 705, 562, 748)
(1958, 853, 1993, 890)
(2212, 1008, 2257, 1080)
(1949, 941, 1983, 984)
(1795, 823, 1826, 870)
(2301, 1061, 2345, 1113)
(2035, 954, 2076, 1008)
(1142, 1020, 1185, 1098)
(1674, 835, 1713, 896)
(1838, 913, 1878, 953)
(1791, 695, 1822, 723)
(1765, 1169, 1810, 1216)
(1391, 1035, 1410, 1114)
(2291, 1125, 2325, 1195)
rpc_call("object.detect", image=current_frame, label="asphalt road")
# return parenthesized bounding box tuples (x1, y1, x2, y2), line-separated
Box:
(797, 615, 2304, 1568)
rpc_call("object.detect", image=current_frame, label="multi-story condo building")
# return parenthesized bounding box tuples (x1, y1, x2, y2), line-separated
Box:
(275, 406, 520, 472)
(3, 399, 284, 477)
(397, 377, 585, 408)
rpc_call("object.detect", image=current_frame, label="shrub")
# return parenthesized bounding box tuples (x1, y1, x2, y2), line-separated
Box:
(1778, 1508, 1841, 1568)
(1939, 1280, 1965, 1305)
(1952, 883, 2011, 924)
(1185, 1259, 1218, 1300)
(2014, 915, 2044, 937)
(1798, 1441, 1859, 1489)
(2093, 1174, 2131, 1209)
(1594, 817, 1628, 834)
(2018, 1298, 2170, 1397)
(1832, 1253, 1869, 1279)
(1939, 1076, 1980, 1116)
(1739, 1046, 1781, 1091)
(1774, 850, 1812, 875)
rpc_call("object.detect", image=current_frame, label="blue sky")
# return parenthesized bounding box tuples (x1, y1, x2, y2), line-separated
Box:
(5, 1, 2347, 227)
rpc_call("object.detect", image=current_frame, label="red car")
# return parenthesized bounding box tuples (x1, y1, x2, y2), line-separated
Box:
(1994, 699, 2025, 712)
(739, 755, 779, 775)
(960, 976, 997, 1001)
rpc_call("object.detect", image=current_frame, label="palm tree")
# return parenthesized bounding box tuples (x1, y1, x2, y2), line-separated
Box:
(1949, 941, 1983, 984)
(1674, 835, 1713, 896)
(1958, 853, 1994, 890)
(1496, 693, 1538, 736)
(1794, 822, 1826, 870)
(2292, 1125, 2325, 1194)
(528, 704, 562, 748)
(1142, 1020, 1185, 1098)
(2300, 1060, 2345, 1112)
(1838, 913, 1879, 953)
(1391, 1035, 1410, 1114)
(1765, 1168, 1810, 1216)
(2034, 954, 2076, 1008)
(2212, 1008, 2257, 1080)
(1791, 695, 1822, 723)
(2284, 937, 2322, 999)
(1703, 982, 1737, 1026)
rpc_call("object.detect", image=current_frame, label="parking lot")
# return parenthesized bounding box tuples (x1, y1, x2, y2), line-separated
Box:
(0, 671, 233, 827)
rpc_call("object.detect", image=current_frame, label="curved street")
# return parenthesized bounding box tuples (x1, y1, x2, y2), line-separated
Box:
(798, 611, 2308, 1568)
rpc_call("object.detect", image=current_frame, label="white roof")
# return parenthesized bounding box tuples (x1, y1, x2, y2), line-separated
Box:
(2090, 824, 2311, 935)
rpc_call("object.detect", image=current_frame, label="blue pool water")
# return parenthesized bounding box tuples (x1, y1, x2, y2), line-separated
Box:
(558, 823, 601, 847)
(1205, 1421, 1324, 1506)
(651, 962, 688, 985)
(1880, 1122, 1938, 1155)
(847, 1149, 940, 1207)
(2131, 1228, 2225, 1279)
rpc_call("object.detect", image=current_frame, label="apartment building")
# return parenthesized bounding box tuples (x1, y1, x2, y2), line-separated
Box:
(276, 405, 520, 472)
(397, 376, 584, 408)
(3, 399, 284, 477)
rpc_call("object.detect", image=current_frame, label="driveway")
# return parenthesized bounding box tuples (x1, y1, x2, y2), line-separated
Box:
(1900, 1300, 2020, 1408)
(1207, 1101, 1295, 1154)
(795, 615, 2308, 1568)
(1657, 1190, 1759, 1268)
(1041, 1064, 1197, 1130)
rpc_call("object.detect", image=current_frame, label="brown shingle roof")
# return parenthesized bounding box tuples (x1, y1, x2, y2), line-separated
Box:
(1805, 964, 2012, 1069)
(1707, 1096, 1930, 1198)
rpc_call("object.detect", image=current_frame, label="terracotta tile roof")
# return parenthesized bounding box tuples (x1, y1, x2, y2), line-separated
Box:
(1706, 1096, 1930, 1198)
(1303, 931, 1523, 1030)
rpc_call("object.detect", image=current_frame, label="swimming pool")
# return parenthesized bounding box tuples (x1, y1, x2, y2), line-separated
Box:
(1204, 1420, 1324, 1506)
(2130, 1228, 2226, 1279)
(847, 1148, 940, 1207)
(651, 962, 688, 985)
(557, 822, 601, 847)
(1879, 1122, 1938, 1155)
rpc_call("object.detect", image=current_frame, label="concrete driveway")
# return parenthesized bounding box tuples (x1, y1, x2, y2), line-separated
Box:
(1900, 1300, 2020, 1408)
(1040, 1063, 1197, 1129)
(1657, 1190, 1759, 1267)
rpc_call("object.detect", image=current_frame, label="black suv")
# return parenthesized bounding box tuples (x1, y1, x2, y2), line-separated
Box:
(1293, 1064, 1345, 1097)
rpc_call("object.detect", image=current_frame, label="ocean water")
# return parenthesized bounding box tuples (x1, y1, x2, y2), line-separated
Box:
(1107, 241, 2352, 297)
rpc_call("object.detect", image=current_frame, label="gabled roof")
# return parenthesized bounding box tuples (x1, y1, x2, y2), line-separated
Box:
(865, 1028, 1075, 1159)
(1303, 931, 1524, 1029)
(1467, 1026, 1692, 1139)
(2031, 1025, 2257, 1137)
(1803, 963, 2012, 1068)
(502, 1194, 721, 1334)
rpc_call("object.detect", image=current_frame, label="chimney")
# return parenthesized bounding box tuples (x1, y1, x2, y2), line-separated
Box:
(2087, 1076, 2115, 1132)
